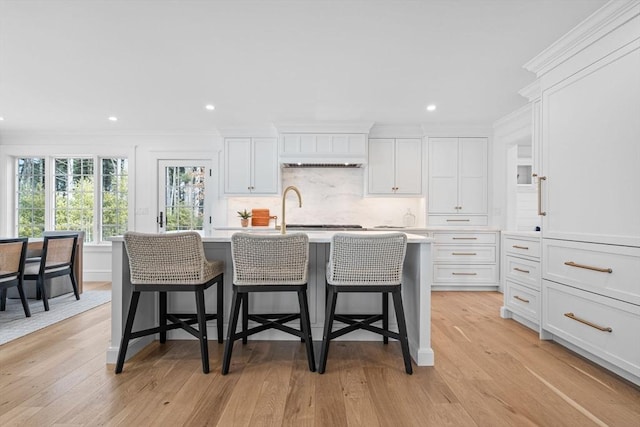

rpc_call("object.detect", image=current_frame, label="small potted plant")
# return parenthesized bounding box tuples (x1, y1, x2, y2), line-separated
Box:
(237, 209, 252, 227)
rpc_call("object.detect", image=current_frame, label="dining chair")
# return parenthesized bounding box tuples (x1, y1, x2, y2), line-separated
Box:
(115, 231, 224, 374)
(23, 234, 79, 311)
(318, 232, 413, 374)
(222, 232, 315, 374)
(0, 237, 31, 317)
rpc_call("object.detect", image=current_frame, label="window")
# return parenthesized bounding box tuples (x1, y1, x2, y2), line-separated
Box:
(15, 156, 128, 243)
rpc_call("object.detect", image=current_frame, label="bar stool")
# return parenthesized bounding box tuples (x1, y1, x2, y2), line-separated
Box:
(115, 231, 224, 374)
(222, 232, 315, 374)
(319, 232, 412, 374)
(0, 237, 30, 317)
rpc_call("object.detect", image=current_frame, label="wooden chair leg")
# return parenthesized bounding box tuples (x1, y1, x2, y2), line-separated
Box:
(382, 292, 389, 344)
(318, 286, 338, 374)
(115, 291, 141, 374)
(242, 292, 249, 345)
(17, 281, 31, 317)
(159, 291, 167, 343)
(0, 289, 6, 311)
(217, 275, 224, 343)
(392, 289, 413, 375)
(222, 288, 242, 375)
(298, 288, 316, 372)
(38, 277, 49, 311)
(69, 271, 80, 300)
(195, 288, 210, 374)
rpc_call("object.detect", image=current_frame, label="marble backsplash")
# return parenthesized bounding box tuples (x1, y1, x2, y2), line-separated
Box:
(224, 167, 425, 228)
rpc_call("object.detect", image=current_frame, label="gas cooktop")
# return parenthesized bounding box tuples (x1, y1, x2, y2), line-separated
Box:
(285, 224, 363, 229)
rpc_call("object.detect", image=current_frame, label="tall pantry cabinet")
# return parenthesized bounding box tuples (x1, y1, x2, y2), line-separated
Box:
(526, 1, 640, 385)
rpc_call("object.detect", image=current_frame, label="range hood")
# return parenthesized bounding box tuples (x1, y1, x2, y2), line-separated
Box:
(281, 162, 363, 168)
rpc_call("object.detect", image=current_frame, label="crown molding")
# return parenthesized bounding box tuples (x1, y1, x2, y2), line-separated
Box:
(273, 121, 374, 134)
(523, 1, 640, 77)
(368, 124, 424, 138)
(493, 104, 532, 144)
(217, 125, 278, 138)
(421, 123, 493, 137)
(518, 79, 542, 102)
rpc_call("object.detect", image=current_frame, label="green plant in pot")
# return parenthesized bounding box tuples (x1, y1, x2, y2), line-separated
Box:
(237, 209, 252, 227)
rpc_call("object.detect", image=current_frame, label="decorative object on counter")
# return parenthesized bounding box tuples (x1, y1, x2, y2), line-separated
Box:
(115, 231, 225, 374)
(280, 185, 302, 234)
(251, 208, 277, 227)
(319, 232, 412, 375)
(403, 209, 416, 227)
(222, 232, 315, 374)
(237, 209, 252, 227)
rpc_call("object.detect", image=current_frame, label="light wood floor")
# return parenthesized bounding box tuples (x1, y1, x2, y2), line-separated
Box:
(1, 283, 639, 426)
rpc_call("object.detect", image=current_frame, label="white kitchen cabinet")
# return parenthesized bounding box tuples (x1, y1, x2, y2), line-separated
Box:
(428, 137, 487, 225)
(524, 2, 640, 386)
(367, 138, 422, 195)
(279, 133, 367, 163)
(430, 230, 499, 290)
(500, 232, 541, 331)
(224, 137, 278, 195)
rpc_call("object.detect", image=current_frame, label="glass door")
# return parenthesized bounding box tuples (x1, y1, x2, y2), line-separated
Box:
(157, 160, 212, 233)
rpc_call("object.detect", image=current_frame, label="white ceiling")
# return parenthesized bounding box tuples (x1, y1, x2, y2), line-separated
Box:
(0, 0, 608, 135)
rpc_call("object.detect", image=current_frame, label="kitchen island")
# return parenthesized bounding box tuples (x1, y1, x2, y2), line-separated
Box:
(107, 230, 435, 367)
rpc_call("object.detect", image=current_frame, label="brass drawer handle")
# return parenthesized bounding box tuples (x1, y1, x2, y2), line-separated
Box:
(446, 219, 470, 222)
(452, 272, 477, 276)
(514, 295, 529, 303)
(537, 175, 547, 216)
(564, 261, 612, 274)
(452, 237, 477, 240)
(452, 252, 477, 256)
(513, 267, 530, 274)
(512, 245, 529, 250)
(564, 312, 612, 332)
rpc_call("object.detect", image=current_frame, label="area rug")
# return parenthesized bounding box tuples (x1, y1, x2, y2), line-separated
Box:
(0, 290, 111, 345)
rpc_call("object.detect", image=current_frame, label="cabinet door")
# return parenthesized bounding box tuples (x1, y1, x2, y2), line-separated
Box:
(368, 138, 396, 194)
(542, 46, 640, 246)
(428, 138, 459, 213)
(224, 138, 252, 194)
(458, 137, 487, 214)
(394, 138, 422, 194)
(251, 138, 278, 194)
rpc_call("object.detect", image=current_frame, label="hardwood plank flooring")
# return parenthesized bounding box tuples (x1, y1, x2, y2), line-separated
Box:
(1, 284, 639, 426)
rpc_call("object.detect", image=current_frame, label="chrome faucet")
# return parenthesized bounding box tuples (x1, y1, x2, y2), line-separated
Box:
(281, 185, 302, 234)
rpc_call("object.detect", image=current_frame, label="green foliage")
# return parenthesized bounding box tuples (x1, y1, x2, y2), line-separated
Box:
(237, 209, 252, 219)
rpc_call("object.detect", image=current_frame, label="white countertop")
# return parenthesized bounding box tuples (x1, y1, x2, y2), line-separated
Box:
(110, 230, 434, 244)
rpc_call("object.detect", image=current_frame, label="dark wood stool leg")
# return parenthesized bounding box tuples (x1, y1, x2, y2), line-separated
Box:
(298, 288, 316, 372)
(318, 285, 338, 374)
(392, 288, 413, 375)
(217, 275, 224, 343)
(115, 291, 141, 374)
(383, 292, 389, 344)
(222, 287, 242, 375)
(195, 288, 210, 374)
(69, 270, 80, 300)
(242, 292, 249, 345)
(17, 280, 31, 317)
(0, 289, 6, 311)
(159, 291, 167, 343)
(38, 277, 49, 311)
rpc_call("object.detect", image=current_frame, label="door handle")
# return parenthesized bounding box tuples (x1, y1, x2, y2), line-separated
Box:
(536, 175, 547, 216)
(158, 211, 164, 228)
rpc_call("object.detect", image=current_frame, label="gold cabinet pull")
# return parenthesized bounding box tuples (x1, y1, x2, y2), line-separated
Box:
(564, 261, 612, 274)
(446, 219, 470, 222)
(512, 245, 529, 250)
(537, 175, 547, 216)
(513, 267, 530, 273)
(452, 252, 477, 256)
(452, 237, 477, 240)
(564, 312, 612, 332)
(514, 295, 530, 303)
(452, 272, 477, 275)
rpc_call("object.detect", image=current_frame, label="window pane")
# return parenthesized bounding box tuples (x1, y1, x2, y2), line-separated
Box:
(54, 157, 94, 241)
(101, 158, 128, 241)
(16, 158, 46, 237)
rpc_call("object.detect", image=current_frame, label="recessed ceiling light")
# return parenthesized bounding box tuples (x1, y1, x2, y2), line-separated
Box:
(0, 117, 4, 121)
(205, 104, 215, 111)
(108, 116, 118, 122)
(426, 104, 437, 112)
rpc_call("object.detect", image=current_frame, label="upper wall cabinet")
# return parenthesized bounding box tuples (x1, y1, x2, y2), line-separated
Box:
(428, 137, 488, 225)
(224, 137, 279, 195)
(279, 133, 367, 164)
(367, 138, 422, 195)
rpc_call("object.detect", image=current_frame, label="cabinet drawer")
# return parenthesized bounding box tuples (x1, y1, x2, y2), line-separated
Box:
(428, 216, 488, 226)
(505, 255, 540, 290)
(505, 280, 540, 324)
(542, 280, 640, 378)
(434, 245, 496, 263)
(504, 237, 540, 260)
(432, 232, 497, 245)
(433, 264, 498, 284)
(543, 239, 640, 305)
